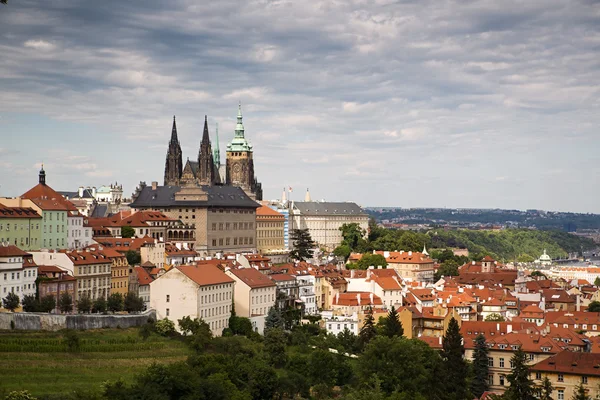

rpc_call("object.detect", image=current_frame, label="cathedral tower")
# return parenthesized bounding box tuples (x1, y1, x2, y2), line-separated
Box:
(164, 116, 183, 186)
(198, 116, 216, 185)
(226, 104, 263, 200)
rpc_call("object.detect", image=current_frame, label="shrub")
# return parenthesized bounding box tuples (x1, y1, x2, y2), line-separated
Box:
(2, 292, 20, 312)
(22, 294, 39, 312)
(39, 295, 56, 313)
(92, 297, 107, 314)
(59, 292, 73, 313)
(5, 390, 38, 400)
(107, 293, 124, 313)
(139, 322, 155, 341)
(62, 329, 80, 352)
(76, 295, 92, 313)
(124, 292, 144, 313)
(155, 318, 176, 336)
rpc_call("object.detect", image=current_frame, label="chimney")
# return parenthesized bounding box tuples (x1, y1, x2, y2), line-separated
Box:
(507, 324, 513, 334)
(92, 187, 96, 197)
(151, 181, 158, 190)
(78, 186, 84, 197)
(577, 295, 581, 312)
(439, 336, 442, 345)
(472, 261, 476, 265)
(351, 270, 355, 279)
(357, 293, 361, 306)
(369, 293, 374, 305)
(384, 251, 390, 258)
(408, 251, 412, 256)
(496, 323, 500, 331)
(336, 292, 340, 304)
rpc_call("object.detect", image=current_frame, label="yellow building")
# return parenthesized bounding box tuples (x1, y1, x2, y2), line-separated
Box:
(256, 205, 285, 254)
(531, 351, 600, 400)
(100, 248, 131, 295)
(375, 251, 435, 283)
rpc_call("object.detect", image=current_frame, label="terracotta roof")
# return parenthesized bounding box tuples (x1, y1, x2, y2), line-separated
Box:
(376, 250, 433, 264)
(22, 183, 78, 211)
(0, 245, 30, 257)
(93, 236, 155, 252)
(140, 261, 156, 268)
(456, 272, 517, 286)
(61, 249, 111, 265)
(269, 273, 295, 282)
(545, 311, 600, 326)
(228, 268, 276, 288)
(135, 266, 154, 285)
(418, 336, 443, 349)
(37, 264, 66, 273)
(332, 292, 383, 307)
(111, 210, 176, 227)
(531, 351, 600, 376)
(176, 264, 234, 286)
(256, 205, 284, 218)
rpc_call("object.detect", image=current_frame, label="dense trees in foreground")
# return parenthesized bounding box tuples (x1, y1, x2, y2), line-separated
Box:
(3, 312, 553, 400)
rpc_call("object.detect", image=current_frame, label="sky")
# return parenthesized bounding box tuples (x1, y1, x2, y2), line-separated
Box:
(0, 0, 599, 213)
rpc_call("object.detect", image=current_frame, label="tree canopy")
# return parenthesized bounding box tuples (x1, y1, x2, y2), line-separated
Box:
(356, 253, 388, 270)
(289, 229, 315, 261)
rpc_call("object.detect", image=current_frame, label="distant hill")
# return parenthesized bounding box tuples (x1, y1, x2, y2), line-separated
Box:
(366, 207, 600, 231)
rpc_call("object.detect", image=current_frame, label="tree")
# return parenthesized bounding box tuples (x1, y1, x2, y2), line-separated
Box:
(382, 306, 403, 338)
(121, 226, 135, 238)
(265, 306, 284, 331)
(471, 334, 490, 398)
(503, 347, 536, 400)
(537, 376, 553, 400)
(107, 292, 124, 313)
(39, 295, 56, 313)
(264, 327, 288, 367)
(485, 313, 506, 322)
(595, 276, 600, 287)
(339, 223, 366, 251)
(124, 292, 144, 313)
(357, 253, 388, 270)
(155, 318, 175, 336)
(92, 297, 107, 313)
(22, 294, 38, 312)
(441, 317, 470, 400)
(62, 329, 80, 352)
(359, 306, 377, 348)
(589, 301, 600, 312)
(531, 270, 547, 279)
(289, 228, 315, 261)
(58, 292, 73, 313)
(125, 250, 141, 265)
(572, 383, 591, 400)
(435, 259, 459, 280)
(333, 244, 351, 261)
(2, 292, 20, 311)
(76, 295, 92, 313)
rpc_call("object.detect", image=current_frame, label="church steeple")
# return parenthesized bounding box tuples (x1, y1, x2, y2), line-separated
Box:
(235, 102, 245, 138)
(198, 115, 216, 185)
(213, 122, 221, 168)
(164, 115, 183, 186)
(39, 163, 46, 185)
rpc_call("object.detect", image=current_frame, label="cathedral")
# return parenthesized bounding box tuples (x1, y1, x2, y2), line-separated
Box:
(163, 104, 263, 200)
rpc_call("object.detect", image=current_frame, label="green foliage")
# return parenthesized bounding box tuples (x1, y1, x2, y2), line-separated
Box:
(503, 347, 536, 400)
(595, 276, 600, 287)
(471, 334, 489, 398)
(357, 253, 388, 270)
(263, 328, 287, 367)
(120, 226, 135, 239)
(537, 376, 553, 400)
(138, 321, 155, 341)
(62, 329, 80, 352)
(58, 292, 73, 313)
(92, 297, 107, 313)
(381, 306, 404, 338)
(441, 317, 470, 400)
(76, 295, 92, 313)
(434, 259, 460, 280)
(39, 295, 56, 313)
(289, 228, 315, 261)
(107, 293, 124, 313)
(2, 292, 20, 312)
(154, 318, 176, 336)
(572, 383, 591, 400)
(588, 301, 600, 312)
(339, 223, 369, 253)
(123, 292, 144, 313)
(333, 244, 351, 261)
(22, 295, 38, 312)
(265, 306, 284, 331)
(517, 254, 535, 263)
(124, 250, 141, 265)
(485, 313, 506, 321)
(4, 391, 38, 400)
(530, 270, 547, 278)
(359, 306, 377, 348)
(229, 314, 254, 337)
(358, 336, 444, 397)
(337, 328, 360, 354)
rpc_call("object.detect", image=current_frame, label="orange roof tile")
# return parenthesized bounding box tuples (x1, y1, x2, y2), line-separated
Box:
(256, 205, 284, 218)
(228, 268, 276, 288)
(135, 266, 154, 285)
(176, 264, 234, 286)
(0, 245, 30, 257)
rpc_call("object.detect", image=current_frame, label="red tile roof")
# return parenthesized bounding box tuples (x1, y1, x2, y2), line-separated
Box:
(135, 266, 154, 285)
(228, 268, 276, 288)
(531, 351, 600, 376)
(22, 183, 78, 211)
(177, 264, 234, 287)
(0, 245, 30, 257)
(256, 205, 284, 218)
(61, 249, 111, 265)
(0, 204, 41, 219)
(332, 292, 383, 307)
(269, 273, 295, 282)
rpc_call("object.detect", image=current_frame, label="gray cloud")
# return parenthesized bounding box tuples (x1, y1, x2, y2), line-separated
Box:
(0, 0, 599, 212)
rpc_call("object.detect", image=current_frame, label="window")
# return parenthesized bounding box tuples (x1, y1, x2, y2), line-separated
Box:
(535, 372, 541, 380)
(499, 358, 504, 368)
(582, 376, 588, 384)
(557, 389, 564, 400)
(557, 373, 564, 382)
(488, 375, 494, 385)
(499, 375, 505, 386)
(488, 358, 494, 367)
(166, 308, 170, 316)
(212, 223, 216, 230)
(212, 239, 217, 247)
(166, 295, 170, 303)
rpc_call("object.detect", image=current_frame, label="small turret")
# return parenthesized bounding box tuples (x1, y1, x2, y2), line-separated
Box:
(305, 188, 311, 202)
(39, 163, 46, 185)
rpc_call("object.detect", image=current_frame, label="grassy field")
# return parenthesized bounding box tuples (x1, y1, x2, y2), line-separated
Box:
(0, 328, 191, 397)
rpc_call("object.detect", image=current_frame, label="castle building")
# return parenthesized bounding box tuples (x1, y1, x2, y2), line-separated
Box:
(162, 105, 262, 201)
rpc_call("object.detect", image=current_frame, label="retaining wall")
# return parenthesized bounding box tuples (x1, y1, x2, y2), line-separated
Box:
(0, 310, 156, 331)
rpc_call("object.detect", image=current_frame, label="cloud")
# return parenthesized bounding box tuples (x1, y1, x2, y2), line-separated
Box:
(0, 0, 599, 212)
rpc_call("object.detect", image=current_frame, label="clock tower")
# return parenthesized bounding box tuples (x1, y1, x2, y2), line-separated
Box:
(226, 104, 263, 200)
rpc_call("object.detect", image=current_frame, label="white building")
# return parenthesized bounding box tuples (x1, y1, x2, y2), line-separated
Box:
(135, 266, 153, 310)
(22, 255, 38, 297)
(150, 264, 234, 336)
(94, 184, 123, 204)
(67, 211, 92, 250)
(322, 311, 360, 335)
(289, 201, 369, 251)
(346, 268, 405, 309)
(296, 274, 317, 315)
(0, 245, 29, 300)
(226, 267, 276, 334)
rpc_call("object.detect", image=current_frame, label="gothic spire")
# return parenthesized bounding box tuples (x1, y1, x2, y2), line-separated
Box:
(235, 102, 245, 138)
(213, 122, 221, 168)
(202, 115, 210, 144)
(170, 115, 178, 143)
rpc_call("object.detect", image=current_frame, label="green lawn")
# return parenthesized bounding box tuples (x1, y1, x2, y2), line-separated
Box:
(0, 328, 190, 397)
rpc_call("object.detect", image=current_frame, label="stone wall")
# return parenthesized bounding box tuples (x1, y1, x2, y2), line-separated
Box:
(0, 310, 156, 331)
